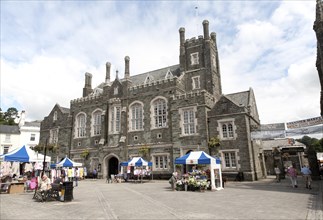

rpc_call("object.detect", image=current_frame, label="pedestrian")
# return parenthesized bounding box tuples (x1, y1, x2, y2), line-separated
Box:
(287, 165, 298, 188)
(300, 165, 312, 189)
(67, 168, 73, 182)
(93, 168, 97, 179)
(74, 167, 79, 187)
(274, 166, 281, 182)
(169, 171, 178, 191)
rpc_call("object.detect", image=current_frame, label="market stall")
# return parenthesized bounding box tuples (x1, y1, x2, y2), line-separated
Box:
(0, 145, 51, 163)
(175, 151, 223, 191)
(51, 157, 83, 181)
(120, 157, 153, 182)
(55, 157, 83, 168)
(0, 145, 51, 193)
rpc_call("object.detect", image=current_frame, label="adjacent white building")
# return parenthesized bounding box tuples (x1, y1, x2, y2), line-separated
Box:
(0, 111, 40, 155)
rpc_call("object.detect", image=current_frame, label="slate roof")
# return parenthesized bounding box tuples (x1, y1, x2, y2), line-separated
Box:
(58, 106, 70, 114)
(121, 64, 180, 86)
(225, 90, 250, 107)
(24, 121, 41, 127)
(0, 125, 20, 134)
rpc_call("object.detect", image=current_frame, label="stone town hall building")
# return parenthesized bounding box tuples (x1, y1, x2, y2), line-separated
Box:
(40, 20, 266, 181)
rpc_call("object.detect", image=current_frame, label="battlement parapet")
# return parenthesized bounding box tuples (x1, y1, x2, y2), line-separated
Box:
(129, 77, 177, 91)
(108, 98, 121, 104)
(71, 94, 102, 104)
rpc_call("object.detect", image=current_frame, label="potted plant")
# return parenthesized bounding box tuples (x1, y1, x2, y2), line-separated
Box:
(208, 137, 220, 156)
(81, 149, 89, 160)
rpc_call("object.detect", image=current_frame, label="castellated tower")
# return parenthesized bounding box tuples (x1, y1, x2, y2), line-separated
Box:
(179, 20, 222, 100)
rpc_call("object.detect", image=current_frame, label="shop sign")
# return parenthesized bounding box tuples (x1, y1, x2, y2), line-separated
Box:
(281, 147, 304, 153)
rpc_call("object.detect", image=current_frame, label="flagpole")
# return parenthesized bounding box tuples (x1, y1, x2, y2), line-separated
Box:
(42, 138, 47, 177)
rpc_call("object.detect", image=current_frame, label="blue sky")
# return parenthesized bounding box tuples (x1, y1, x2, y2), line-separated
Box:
(0, 0, 320, 125)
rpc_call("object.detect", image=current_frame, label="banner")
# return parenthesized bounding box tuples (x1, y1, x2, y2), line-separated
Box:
(286, 116, 323, 129)
(285, 124, 323, 137)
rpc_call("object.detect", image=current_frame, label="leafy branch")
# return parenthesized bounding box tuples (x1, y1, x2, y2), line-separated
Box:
(80, 149, 89, 159)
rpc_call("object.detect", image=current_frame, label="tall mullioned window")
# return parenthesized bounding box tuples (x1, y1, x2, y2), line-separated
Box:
(110, 106, 121, 133)
(76, 114, 86, 138)
(131, 103, 143, 131)
(50, 129, 58, 144)
(92, 110, 102, 136)
(222, 123, 234, 138)
(154, 155, 168, 170)
(153, 99, 167, 128)
(183, 109, 196, 134)
(224, 152, 236, 168)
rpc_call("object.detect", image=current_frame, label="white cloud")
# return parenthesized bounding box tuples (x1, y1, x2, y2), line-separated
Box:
(0, 0, 321, 126)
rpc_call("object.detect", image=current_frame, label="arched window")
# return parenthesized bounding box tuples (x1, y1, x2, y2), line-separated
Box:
(53, 111, 57, 121)
(110, 106, 121, 133)
(228, 123, 234, 137)
(92, 110, 102, 136)
(222, 124, 227, 138)
(130, 103, 143, 131)
(152, 98, 167, 128)
(219, 119, 236, 140)
(76, 113, 86, 138)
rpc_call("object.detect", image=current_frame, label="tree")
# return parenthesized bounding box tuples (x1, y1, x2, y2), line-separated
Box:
(297, 135, 322, 179)
(0, 107, 19, 125)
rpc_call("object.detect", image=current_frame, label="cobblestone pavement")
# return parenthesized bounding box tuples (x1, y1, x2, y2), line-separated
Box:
(0, 176, 322, 220)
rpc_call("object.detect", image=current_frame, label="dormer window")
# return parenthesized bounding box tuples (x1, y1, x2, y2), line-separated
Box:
(114, 86, 118, 95)
(165, 69, 173, 79)
(144, 74, 154, 84)
(190, 52, 199, 65)
(192, 76, 200, 90)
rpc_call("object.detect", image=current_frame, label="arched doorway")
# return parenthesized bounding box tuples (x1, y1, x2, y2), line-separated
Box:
(108, 157, 119, 178)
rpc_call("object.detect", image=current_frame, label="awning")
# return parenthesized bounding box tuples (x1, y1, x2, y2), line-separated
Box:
(120, 157, 152, 167)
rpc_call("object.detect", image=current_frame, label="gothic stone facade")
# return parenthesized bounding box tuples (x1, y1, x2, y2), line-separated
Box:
(314, 0, 323, 116)
(40, 20, 265, 181)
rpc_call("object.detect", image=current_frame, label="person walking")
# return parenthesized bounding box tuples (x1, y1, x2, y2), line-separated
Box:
(301, 165, 312, 189)
(274, 166, 281, 182)
(93, 168, 97, 179)
(74, 168, 79, 187)
(287, 165, 298, 188)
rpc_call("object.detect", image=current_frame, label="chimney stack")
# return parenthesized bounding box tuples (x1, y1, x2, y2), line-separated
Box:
(105, 62, 111, 84)
(83, 72, 93, 97)
(203, 20, 210, 40)
(125, 56, 130, 79)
